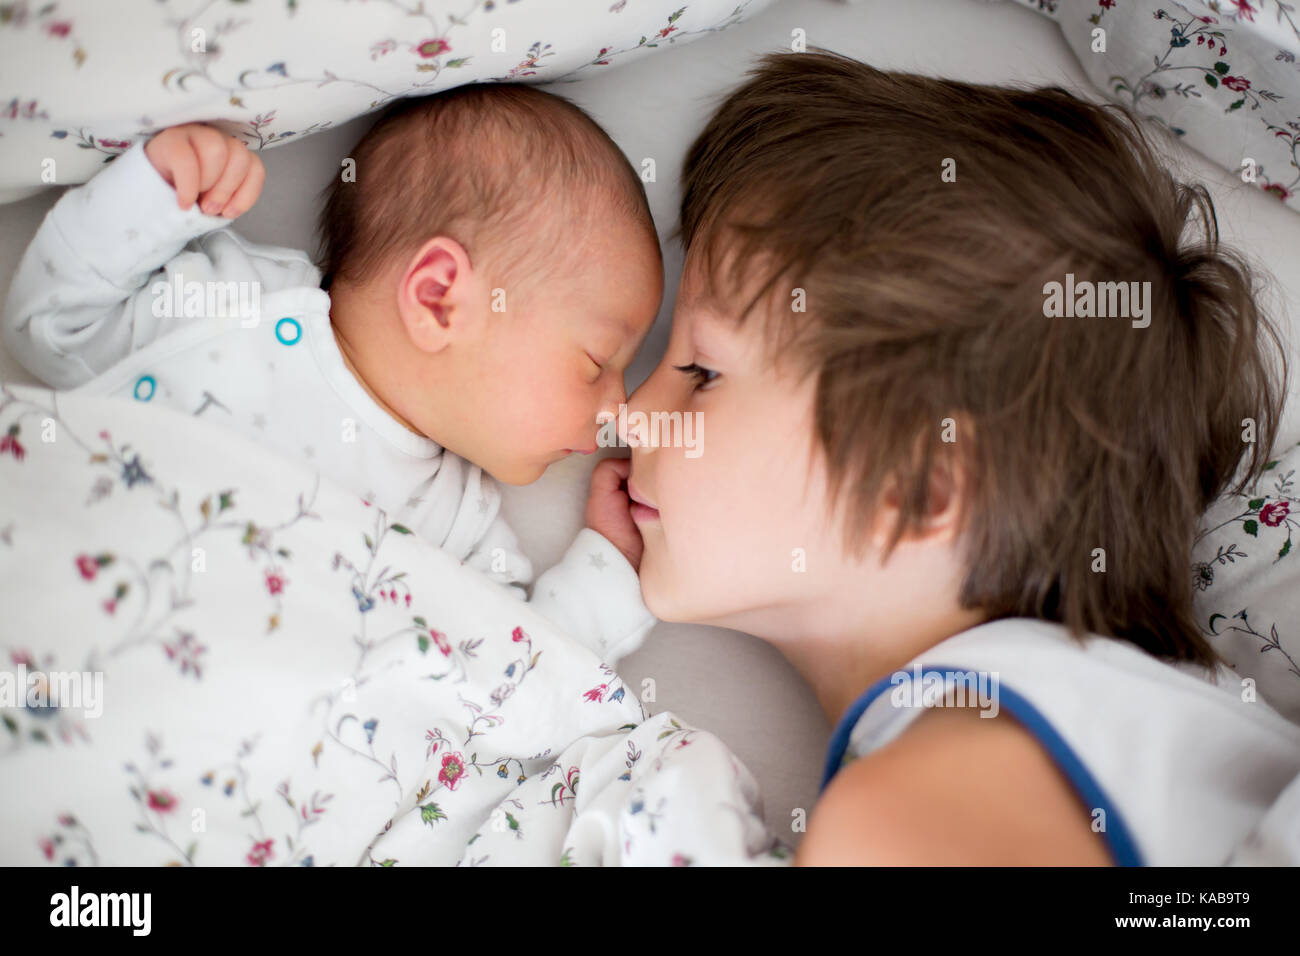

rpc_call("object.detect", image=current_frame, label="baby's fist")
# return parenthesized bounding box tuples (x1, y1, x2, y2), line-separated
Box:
(144, 123, 264, 218)
(585, 456, 643, 572)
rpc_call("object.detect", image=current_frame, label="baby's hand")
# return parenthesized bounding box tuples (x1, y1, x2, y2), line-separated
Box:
(585, 456, 643, 571)
(144, 123, 265, 218)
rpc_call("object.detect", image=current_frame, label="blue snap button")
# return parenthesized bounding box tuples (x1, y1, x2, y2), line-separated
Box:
(133, 374, 156, 401)
(275, 317, 302, 346)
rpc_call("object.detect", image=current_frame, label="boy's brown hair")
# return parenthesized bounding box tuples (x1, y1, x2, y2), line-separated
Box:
(680, 50, 1287, 667)
(316, 83, 657, 294)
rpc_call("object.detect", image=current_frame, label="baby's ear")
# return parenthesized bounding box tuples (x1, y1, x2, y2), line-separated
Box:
(398, 237, 466, 352)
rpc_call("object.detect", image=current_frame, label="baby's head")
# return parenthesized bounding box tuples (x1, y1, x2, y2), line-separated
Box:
(316, 84, 662, 485)
(625, 51, 1286, 669)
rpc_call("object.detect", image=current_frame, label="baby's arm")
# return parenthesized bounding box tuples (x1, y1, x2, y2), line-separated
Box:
(459, 457, 653, 664)
(2, 124, 307, 388)
(527, 457, 655, 665)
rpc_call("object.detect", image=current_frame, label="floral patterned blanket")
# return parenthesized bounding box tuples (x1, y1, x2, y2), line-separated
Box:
(0, 383, 789, 866)
(0, 0, 771, 203)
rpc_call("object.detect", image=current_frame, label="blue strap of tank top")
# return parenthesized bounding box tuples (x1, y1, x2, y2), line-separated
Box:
(819, 664, 1144, 866)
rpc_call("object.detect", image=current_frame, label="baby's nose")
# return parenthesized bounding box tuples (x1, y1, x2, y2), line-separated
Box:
(601, 402, 642, 449)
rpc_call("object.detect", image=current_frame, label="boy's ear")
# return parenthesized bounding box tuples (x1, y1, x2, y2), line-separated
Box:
(397, 236, 474, 354)
(874, 441, 965, 548)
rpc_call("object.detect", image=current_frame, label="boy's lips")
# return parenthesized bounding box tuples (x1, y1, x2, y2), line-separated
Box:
(628, 481, 660, 522)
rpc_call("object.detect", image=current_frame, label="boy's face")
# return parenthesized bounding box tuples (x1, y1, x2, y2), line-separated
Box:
(432, 218, 662, 486)
(622, 252, 859, 634)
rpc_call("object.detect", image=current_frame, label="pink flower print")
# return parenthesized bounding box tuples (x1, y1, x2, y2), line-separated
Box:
(416, 37, 451, 58)
(438, 751, 466, 790)
(512, 626, 527, 643)
(76, 554, 98, 580)
(405, 593, 412, 607)
(246, 838, 274, 866)
(163, 631, 206, 678)
(1098, 0, 1115, 7)
(657, 25, 677, 38)
(1260, 501, 1290, 527)
(1222, 76, 1250, 92)
(147, 789, 177, 813)
(1229, 1, 1257, 21)
(431, 629, 451, 657)
(102, 598, 117, 615)
(40, 837, 55, 860)
(265, 567, 287, 596)
(584, 683, 608, 702)
(0, 425, 25, 460)
(1262, 181, 1293, 202)
(96, 138, 131, 149)
(45, 20, 72, 38)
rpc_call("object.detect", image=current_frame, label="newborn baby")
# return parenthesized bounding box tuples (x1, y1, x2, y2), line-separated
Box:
(2, 84, 663, 662)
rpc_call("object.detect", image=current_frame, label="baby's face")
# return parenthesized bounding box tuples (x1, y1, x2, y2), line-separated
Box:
(454, 217, 663, 486)
(621, 253, 857, 635)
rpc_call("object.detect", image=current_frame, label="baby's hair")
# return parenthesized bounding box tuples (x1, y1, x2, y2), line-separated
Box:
(316, 82, 657, 295)
(679, 49, 1288, 667)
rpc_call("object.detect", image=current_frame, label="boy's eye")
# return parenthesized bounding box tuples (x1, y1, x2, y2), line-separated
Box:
(672, 362, 719, 390)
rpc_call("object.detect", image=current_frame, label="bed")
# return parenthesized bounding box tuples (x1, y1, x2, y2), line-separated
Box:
(2, 0, 1298, 860)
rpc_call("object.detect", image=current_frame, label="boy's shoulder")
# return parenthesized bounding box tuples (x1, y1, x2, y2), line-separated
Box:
(796, 704, 1113, 866)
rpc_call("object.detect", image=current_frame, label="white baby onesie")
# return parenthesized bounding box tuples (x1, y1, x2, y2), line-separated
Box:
(1, 138, 655, 664)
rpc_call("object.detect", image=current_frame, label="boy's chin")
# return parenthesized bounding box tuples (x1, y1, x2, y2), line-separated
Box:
(638, 555, 689, 624)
